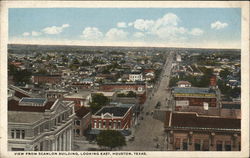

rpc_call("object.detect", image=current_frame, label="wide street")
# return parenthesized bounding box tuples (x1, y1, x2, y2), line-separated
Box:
(122, 51, 174, 151)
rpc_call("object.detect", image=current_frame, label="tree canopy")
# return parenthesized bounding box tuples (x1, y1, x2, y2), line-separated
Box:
(90, 93, 110, 113)
(97, 130, 126, 150)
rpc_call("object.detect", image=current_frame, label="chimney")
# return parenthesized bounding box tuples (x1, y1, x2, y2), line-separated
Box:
(210, 76, 217, 88)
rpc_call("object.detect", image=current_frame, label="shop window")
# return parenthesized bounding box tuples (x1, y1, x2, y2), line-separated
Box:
(216, 140, 223, 151)
(194, 139, 201, 151)
(175, 138, 181, 150)
(225, 141, 231, 151)
(202, 140, 209, 151)
(182, 139, 188, 150)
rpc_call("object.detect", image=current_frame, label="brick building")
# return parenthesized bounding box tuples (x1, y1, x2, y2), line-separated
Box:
(164, 112, 241, 151)
(99, 82, 146, 93)
(32, 75, 61, 84)
(171, 87, 219, 115)
(73, 107, 91, 137)
(91, 106, 132, 131)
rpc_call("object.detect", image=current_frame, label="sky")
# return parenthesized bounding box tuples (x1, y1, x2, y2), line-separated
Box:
(9, 8, 241, 49)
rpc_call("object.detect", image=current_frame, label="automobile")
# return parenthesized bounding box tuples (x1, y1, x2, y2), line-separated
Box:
(129, 136, 135, 141)
(139, 116, 144, 120)
(146, 112, 149, 115)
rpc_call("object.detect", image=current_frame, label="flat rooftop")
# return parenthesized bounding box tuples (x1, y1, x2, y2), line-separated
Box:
(172, 87, 216, 95)
(8, 99, 55, 112)
(165, 112, 240, 130)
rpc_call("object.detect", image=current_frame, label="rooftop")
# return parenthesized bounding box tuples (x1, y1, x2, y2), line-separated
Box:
(172, 87, 216, 95)
(20, 98, 47, 105)
(95, 106, 130, 117)
(8, 99, 55, 112)
(75, 106, 90, 118)
(165, 112, 240, 130)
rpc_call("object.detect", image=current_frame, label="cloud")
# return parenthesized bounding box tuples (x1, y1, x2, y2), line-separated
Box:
(42, 24, 70, 35)
(31, 31, 42, 36)
(189, 28, 204, 36)
(133, 32, 145, 39)
(211, 21, 228, 30)
(105, 28, 128, 41)
(81, 27, 103, 40)
(154, 26, 187, 40)
(133, 19, 154, 31)
(117, 22, 127, 28)
(22, 32, 30, 36)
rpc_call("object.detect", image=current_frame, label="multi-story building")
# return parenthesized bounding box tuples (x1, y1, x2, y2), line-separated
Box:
(164, 111, 241, 151)
(8, 86, 75, 151)
(99, 82, 146, 93)
(91, 106, 132, 131)
(129, 72, 143, 82)
(171, 87, 219, 115)
(32, 74, 61, 84)
(73, 107, 91, 137)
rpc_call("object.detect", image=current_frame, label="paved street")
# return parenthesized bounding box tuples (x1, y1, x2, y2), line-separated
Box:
(122, 52, 174, 151)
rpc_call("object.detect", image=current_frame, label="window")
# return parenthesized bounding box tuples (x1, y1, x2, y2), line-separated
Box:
(34, 145, 38, 151)
(225, 141, 231, 151)
(16, 130, 20, 139)
(98, 121, 102, 128)
(113, 121, 116, 129)
(109, 120, 112, 128)
(202, 140, 209, 151)
(239, 142, 241, 151)
(76, 120, 80, 126)
(11, 130, 15, 138)
(76, 129, 80, 135)
(21, 130, 25, 139)
(40, 142, 43, 151)
(94, 121, 97, 128)
(194, 139, 201, 151)
(216, 140, 223, 151)
(182, 139, 188, 150)
(117, 121, 121, 129)
(103, 121, 106, 128)
(11, 148, 24, 151)
(175, 138, 181, 150)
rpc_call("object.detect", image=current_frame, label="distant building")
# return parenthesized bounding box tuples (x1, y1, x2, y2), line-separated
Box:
(165, 112, 241, 151)
(129, 72, 143, 82)
(32, 75, 61, 84)
(176, 54, 181, 62)
(8, 93, 75, 151)
(176, 81, 191, 87)
(99, 82, 146, 93)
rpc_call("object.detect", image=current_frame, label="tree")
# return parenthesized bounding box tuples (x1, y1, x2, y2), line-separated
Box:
(220, 69, 230, 80)
(90, 93, 109, 113)
(97, 130, 126, 150)
(127, 91, 136, 97)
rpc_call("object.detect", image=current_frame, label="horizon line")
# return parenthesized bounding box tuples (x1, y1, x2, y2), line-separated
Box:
(8, 42, 241, 50)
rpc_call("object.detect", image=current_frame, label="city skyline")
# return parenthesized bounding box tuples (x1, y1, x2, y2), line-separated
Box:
(9, 8, 241, 49)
